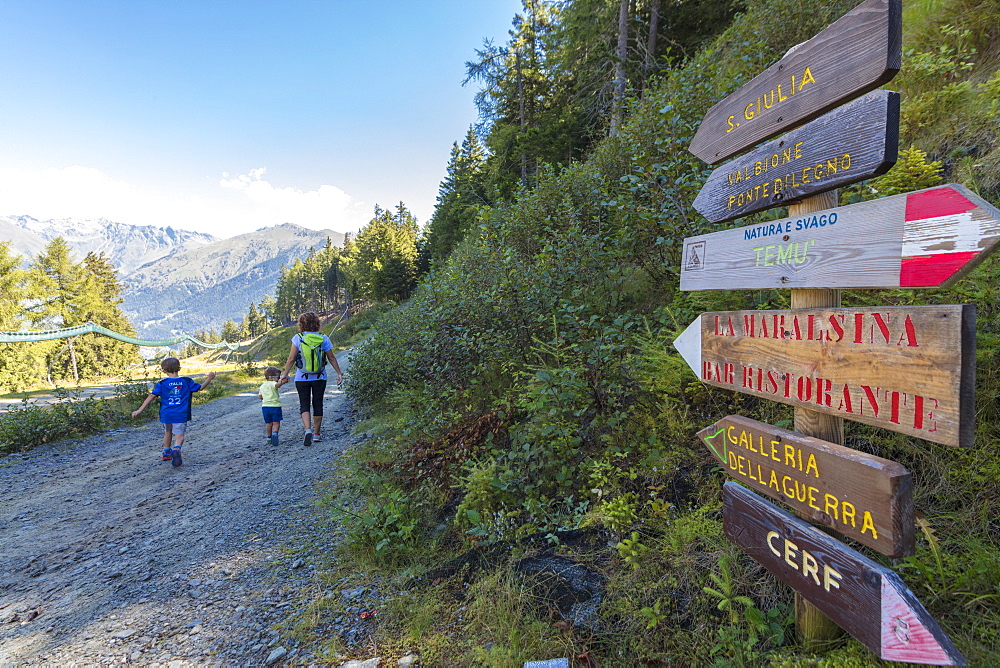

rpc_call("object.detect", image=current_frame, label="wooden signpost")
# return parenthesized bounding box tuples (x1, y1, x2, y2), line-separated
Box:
(680, 184, 1000, 291)
(674, 305, 976, 447)
(723, 483, 966, 665)
(698, 415, 913, 556)
(680, 0, 976, 658)
(692, 90, 899, 223)
(688, 0, 901, 164)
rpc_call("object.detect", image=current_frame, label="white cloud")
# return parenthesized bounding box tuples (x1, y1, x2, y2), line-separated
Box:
(0, 164, 365, 239)
(219, 167, 363, 232)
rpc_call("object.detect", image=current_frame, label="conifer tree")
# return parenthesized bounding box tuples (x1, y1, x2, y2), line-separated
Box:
(71, 252, 141, 379)
(425, 127, 489, 264)
(351, 204, 419, 302)
(27, 238, 87, 382)
(259, 295, 278, 326)
(221, 318, 242, 343)
(0, 242, 35, 391)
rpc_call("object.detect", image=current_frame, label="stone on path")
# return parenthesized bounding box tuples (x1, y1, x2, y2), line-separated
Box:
(266, 646, 289, 665)
(339, 658, 381, 668)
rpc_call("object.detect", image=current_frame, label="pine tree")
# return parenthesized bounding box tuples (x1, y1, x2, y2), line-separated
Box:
(0, 242, 36, 391)
(221, 318, 241, 343)
(259, 295, 278, 327)
(425, 127, 489, 264)
(350, 204, 419, 302)
(243, 302, 267, 338)
(71, 252, 141, 379)
(27, 238, 87, 382)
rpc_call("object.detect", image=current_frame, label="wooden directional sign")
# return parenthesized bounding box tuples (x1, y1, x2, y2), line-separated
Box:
(680, 184, 1000, 291)
(693, 90, 899, 223)
(674, 305, 976, 447)
(724, 483, 966, 665)
(698, 415, 912, 556)
(689, 0, 901, 164)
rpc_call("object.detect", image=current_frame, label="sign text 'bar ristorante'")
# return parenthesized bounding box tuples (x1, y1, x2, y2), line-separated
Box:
(674, 305, 976, 447)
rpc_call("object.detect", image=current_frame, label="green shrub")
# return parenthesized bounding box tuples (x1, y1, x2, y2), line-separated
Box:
(0, 390, 117, 454)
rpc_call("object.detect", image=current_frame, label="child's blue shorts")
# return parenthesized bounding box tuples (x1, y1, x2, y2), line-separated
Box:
(262, 406, 283, 423)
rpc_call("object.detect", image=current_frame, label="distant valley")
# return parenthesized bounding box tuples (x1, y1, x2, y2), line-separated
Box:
(0, 216, 342, 339)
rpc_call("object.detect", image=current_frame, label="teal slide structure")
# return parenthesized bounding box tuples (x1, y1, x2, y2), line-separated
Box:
(0, 322, 240, 350)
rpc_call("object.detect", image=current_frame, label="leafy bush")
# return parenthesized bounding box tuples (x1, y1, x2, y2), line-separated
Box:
(0, 390, 118, 454)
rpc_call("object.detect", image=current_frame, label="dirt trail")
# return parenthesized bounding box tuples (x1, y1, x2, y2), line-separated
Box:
(0, 351, 356, 666)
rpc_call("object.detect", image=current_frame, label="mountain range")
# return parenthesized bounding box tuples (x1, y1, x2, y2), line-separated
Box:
(0, 216, 343, 339)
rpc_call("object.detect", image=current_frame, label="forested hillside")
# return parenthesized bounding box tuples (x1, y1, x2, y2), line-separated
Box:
(330, 0, 1000, 664)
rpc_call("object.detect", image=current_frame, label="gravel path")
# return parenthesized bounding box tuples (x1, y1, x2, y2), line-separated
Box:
(0, 350, 359, 666)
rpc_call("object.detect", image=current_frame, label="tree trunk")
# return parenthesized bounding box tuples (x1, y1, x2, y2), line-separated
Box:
(645, 0, 661, 77)
(68, 337, 79, 384)
(610, 0, 629, 136)
(516, 50, 528, 186)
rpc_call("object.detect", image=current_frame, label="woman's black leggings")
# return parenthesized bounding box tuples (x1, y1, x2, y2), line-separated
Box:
(295, 379, 327, 416)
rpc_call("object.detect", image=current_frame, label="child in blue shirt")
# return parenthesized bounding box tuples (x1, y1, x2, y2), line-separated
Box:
(132, 357, 216, 467)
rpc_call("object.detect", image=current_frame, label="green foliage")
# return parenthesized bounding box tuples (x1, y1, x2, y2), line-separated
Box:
(463, 569, 575, 667)
(616, 530, 650, 569)
(638, 598, 667, 630)
(331, 486, 421, 564)
(703, 556, 791, 665)
(325, 0, 1000, 664)
(0, 390, 117, 454)
(841, 146, 944, 204)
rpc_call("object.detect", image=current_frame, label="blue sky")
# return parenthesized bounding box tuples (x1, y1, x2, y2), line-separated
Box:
(0, 1, 522, 238)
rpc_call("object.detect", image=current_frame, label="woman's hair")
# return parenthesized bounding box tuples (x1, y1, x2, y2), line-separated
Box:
(298, 311, 321, 333)
(160, 357, 181, 373)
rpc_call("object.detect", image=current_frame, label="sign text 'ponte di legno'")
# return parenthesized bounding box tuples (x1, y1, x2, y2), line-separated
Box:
(692, 89, 899, 223)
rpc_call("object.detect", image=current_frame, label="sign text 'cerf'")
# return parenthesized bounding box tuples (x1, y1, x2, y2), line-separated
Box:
(723, 483, 966, 665)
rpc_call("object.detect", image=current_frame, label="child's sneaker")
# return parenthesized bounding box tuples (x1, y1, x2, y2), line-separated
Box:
(270, 433, 279, 447)
(161, 449, 173, 461)
(312, 433, 323, 443)
(171, 448, 183, 467)
(304, 431, 313, 447)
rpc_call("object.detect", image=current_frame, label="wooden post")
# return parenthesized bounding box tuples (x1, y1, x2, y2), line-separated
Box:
(789, 189, 845, 650)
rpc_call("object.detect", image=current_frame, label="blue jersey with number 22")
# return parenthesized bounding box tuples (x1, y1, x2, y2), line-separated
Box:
(153, 376, 202, 423)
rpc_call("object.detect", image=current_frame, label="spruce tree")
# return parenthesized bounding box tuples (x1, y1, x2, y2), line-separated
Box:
(27, 238, 87, 382)
(0, 242, 36, 391)
(72, 252, 141, 379)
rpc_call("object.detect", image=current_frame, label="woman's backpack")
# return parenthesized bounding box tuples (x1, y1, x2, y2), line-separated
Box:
(295, 333, 326, 377)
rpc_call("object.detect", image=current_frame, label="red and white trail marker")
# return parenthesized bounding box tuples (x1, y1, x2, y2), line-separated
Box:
(680, 184, 1000, 291)
(899, 186, 994, 286)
